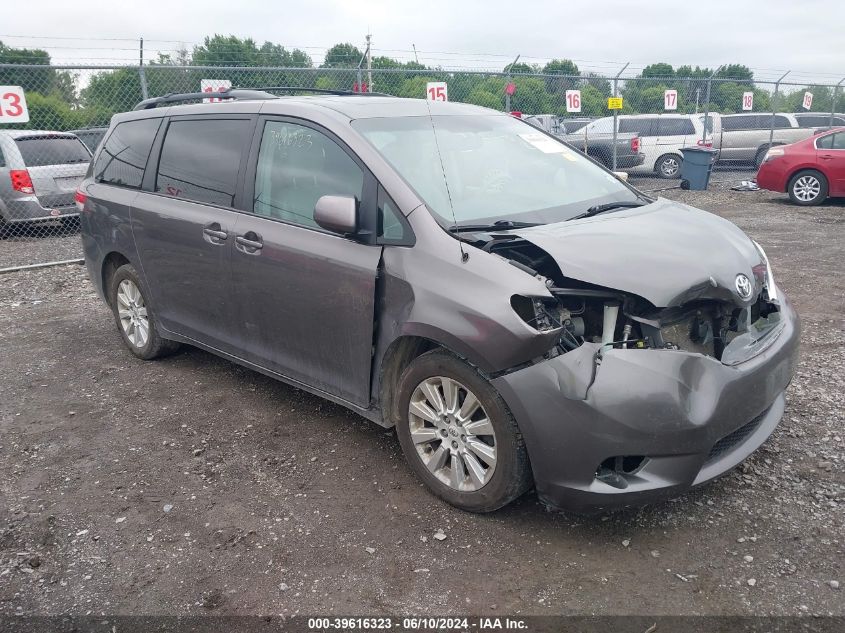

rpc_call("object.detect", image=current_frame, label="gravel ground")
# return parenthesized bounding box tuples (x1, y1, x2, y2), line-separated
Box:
(0, 185, 842, 617)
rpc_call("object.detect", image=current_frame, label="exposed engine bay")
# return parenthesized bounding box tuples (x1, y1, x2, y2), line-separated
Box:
(480, 235, 782, 364)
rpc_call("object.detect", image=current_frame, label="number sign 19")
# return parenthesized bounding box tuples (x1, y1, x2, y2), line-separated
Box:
(664, 89, 678, 110)
(802, 92, 814, 110)
(565, 90, 581, 113)
(742, 91, 754, 111)
(0, 86, 30, 123)
(426, 82, 448, 102)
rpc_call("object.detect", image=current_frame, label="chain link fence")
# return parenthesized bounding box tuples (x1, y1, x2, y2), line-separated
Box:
(1, 62, 843, 268)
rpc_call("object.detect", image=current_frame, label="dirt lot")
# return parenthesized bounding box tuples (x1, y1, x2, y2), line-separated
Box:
(0, 185, 842, 617)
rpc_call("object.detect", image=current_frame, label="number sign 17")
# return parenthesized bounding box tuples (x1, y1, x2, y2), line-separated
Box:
(0, 86, 30, 123)
(565, 90, 581, 113)
(426, 82, 448, 102)
(664, 89, 678, 110)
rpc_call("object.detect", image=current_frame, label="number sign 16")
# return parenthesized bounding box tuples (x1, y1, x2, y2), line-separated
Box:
(0, 86, 30, 123)
(742, 91, 754, 111)
(565, 90, 581, 113)
(426, 82, 448, 102)
(664, 89, 678, 110)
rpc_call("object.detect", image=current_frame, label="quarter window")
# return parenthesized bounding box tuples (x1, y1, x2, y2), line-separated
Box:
(155, 119, 251, 207)
(94, 118, 161, 188)
(253, 121, 364, 228)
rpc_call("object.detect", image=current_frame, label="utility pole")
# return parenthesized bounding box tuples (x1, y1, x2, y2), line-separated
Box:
(768, 71, 790, 148)
(830, 78, 844, 127)
(366, 33, 373, 93)
(412, 44, 419, 65)
(701, 65, 723, 145)
(138, 37, 149, 100)
(505, 54, 520, 112)
(611, 62, 629, 170)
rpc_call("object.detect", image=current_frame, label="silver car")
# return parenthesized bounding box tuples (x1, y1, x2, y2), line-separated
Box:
(0, 130, 91, 227)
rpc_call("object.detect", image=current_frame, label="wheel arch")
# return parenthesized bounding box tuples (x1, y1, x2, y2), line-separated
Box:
(101, 251, 131, 307)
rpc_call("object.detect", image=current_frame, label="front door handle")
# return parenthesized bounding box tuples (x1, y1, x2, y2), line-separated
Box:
(236, 233, 263, 253)
(202, 223, 228, 244)
(820, 154, 834, 160)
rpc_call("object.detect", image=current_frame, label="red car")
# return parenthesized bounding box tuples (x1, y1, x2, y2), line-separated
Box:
(756, 127, 845, 205)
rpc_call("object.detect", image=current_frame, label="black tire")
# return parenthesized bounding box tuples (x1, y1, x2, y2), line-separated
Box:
(395, 350, 532, 513)
(655, 153, 682, 179)
(109, 264, 180, 360)
(787, 169, 828, 206)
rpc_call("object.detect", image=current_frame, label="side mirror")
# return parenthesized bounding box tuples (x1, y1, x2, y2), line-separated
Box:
(314, 195, 357, 234)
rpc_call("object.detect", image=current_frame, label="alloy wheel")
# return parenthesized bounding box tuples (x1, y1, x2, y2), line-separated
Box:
(660, 157, 680, 177)
(792, 175, 821, 202)
(116, 279, 150, 348)
(408, 376, 497, 492)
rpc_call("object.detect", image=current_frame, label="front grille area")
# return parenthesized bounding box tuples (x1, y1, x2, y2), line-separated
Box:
(705, 411, 766, 465)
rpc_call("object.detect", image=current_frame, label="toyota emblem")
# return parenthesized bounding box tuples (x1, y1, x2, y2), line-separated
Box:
(735, 274, 753, 300)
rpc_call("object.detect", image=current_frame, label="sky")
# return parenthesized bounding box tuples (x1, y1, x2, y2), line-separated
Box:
(3, 0, 844, 84)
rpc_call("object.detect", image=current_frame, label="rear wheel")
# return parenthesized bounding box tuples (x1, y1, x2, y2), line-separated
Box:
(109, 264, 180, 360)
(395, 350, 531, 512)
(655, 154, 682, 179)
(788, 170, 828, 206)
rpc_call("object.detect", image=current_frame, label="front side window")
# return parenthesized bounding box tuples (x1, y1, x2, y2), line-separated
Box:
(94, 118, 161, 188)
(619, 118, 655, 136)
(353, 114, 638, 227)
(656, 118, 695, 136)
(155, 119, 251, 207)
(253, 121, 364, 228)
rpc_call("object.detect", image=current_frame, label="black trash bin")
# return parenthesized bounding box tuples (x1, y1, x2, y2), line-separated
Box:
(679, 146, 718, 190)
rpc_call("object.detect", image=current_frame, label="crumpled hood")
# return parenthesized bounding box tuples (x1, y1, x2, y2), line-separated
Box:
(512, 198, 763, 308)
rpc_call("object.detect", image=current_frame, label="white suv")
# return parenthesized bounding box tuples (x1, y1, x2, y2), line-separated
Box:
(580, 114, 709, 178)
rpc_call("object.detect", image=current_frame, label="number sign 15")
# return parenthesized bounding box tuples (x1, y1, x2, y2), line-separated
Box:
(565, 90, 581, 113)
(426, 82, 448, 102)
(0, 86, 30, 123)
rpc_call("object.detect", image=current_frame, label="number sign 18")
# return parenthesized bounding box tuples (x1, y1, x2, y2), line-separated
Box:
(426, 82, 448, 102)
(0, 86, 30, 123)
(742, 91, 754, 111)
(565, 90, 581, 113)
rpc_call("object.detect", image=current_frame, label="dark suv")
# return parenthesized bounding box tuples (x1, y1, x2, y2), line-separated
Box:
(79, 90, 799, 514)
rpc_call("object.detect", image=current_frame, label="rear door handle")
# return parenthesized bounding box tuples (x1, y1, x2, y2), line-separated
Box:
(202, 223, 228, 244)
(236, 233, 263, 253)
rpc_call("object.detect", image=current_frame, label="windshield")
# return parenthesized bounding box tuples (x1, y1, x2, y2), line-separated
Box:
(352, 115, 639, 226)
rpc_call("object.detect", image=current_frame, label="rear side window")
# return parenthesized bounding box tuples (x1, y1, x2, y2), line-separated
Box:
(253, 121, 364, 228)
(722, 115, 754, 131)
(94, 118, 161, 189)
(773, 115, 792, 129)
(819, 133, 845, 150)
(15, 136, 91, 167)
(619, 118, 656, 136)
(656, 118, 695, 136)
(155, 119, 251, 207)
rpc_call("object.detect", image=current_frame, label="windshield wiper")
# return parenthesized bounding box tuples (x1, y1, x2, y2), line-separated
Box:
(448, 220, 542, 233)
(568, 200, 648, 221)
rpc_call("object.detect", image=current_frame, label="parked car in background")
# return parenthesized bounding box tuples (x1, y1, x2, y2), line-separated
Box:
(559, 117, 593, 134)
(79, 90, 798, 514)
(792, 112, 845, 129)
(756, 127, 845, 205)
(69, 127, 109, 153)
(704, 113, 817, 167)
(526, 114, 644, 170)
(0, 130, 91, 229)
(573, 114, 708, 178)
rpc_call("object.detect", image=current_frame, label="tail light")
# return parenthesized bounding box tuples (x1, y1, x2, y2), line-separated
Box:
(75, 188, 87, 213)
(630, 137, 640, 153)
(510, 111, 523, 118)
(10, 169, 35, 194)
(697, 139, 713, 148)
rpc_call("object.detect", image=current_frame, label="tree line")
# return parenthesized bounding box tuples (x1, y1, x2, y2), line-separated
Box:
(1, 36, 839, 131)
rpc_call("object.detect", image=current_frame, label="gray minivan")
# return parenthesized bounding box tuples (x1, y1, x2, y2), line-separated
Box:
(0, 130, 91, 227)
(79, 90, 799, 514)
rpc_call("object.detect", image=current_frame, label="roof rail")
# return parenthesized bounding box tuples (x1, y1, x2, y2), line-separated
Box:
(133, 88, 277, 110)
(254, 86, 392, 97)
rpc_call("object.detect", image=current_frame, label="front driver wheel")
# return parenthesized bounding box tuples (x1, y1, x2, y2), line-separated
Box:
(395, 350, 531, 512)
(788, 170, 828, 206)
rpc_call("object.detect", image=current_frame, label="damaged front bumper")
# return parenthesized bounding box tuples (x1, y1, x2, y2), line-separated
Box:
(491, 294, 800, 514)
